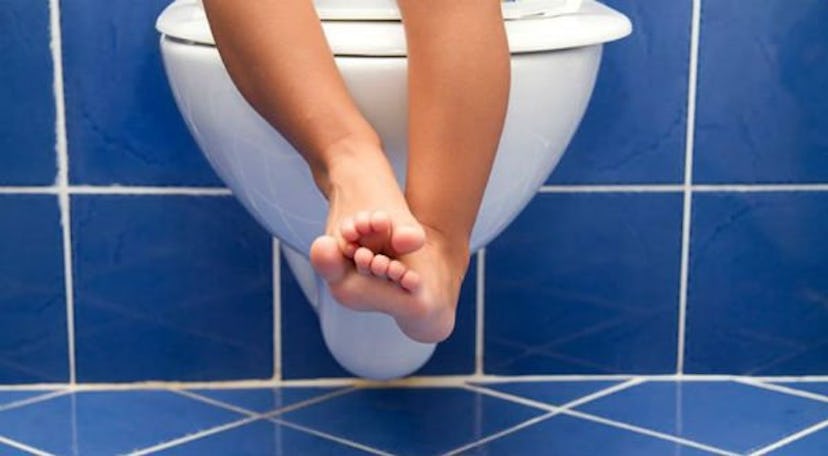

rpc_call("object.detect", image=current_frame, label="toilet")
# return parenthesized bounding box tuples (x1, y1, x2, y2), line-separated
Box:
(156, 0, 631, 380)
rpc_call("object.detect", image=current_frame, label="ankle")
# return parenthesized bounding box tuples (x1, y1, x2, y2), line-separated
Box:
(312, 135, 387, 198)
(422, 225, 471, 273)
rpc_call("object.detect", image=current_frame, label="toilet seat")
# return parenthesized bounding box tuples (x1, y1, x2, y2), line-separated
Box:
(156, 0, 631, 56)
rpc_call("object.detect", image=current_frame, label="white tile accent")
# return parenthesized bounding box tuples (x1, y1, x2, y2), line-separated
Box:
(49, 0, 76, 386)
(475, 249, 487, 376)
(676, 0, 703, 375)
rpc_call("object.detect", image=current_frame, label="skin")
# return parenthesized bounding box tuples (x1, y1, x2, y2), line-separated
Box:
(202, 0, 509, 343)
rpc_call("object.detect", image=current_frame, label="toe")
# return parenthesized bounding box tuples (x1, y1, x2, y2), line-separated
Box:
(391, 223, 426, 255)
(354, 211, 373, 235)
(353, 246, 374, 275)
(399, 269, 421, 292)
(339, 218, 360, 243)
(310, 235, 347, 284)
(370, 211, 391, 234)
(342, 242, 358, 258)
(386, 260, 406, 283)
(370, 254, 391, 277)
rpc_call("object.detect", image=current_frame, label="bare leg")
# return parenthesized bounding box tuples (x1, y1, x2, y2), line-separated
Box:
(390, 0, 511, 341)
(202, 0, 425, 270)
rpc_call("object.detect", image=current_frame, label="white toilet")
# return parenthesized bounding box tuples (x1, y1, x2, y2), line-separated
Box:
(156, 0, 631, 380)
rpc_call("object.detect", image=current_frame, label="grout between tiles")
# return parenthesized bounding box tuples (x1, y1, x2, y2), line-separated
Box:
(148, 387, 392, 455)
(463, 381, 737, 455)
(749, 419, 828, 456)
(474, 249, 486, 376)
(735, 378, 828, 403)
(49, 0, 76, 386)
(2, 183, 828, 197)
(269, 418, 393, 456)
(0, 435, 53, 456)
(0, 390, 71, 414)
(272, 239, 283, 381)
(676, 0, 702, 376)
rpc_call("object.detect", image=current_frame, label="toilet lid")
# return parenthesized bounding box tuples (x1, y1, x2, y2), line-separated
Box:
(156, 0, 631, 56)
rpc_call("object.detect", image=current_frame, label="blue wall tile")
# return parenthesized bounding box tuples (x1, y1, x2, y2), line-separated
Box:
(61, 0, 221, 186)
(695, 0, 828, 183)
(72, 196, 272, 382)
(686, 192, 828, 375)
(0, 0, 56, 185)
(0, 195, 67, 383)
(548, 0, 690, 184)
(281, 254, 477, 379)
(485, 193, 683, 374)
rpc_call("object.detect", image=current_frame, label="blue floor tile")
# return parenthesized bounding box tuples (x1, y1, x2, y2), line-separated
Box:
(475, 381, 621, 407)
(192, 387, 345, 414)
(777, 383, 828, 398)
(577, 381, 828, 454)
(464, 414, 712, 455)
(158, 419, 372, 455)
(0, 391, 243, 455)
(281, 387, 543, 455)
(772, 426, 828, 455)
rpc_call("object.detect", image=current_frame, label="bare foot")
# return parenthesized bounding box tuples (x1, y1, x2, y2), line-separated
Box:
(322, 142, 425, 261)
(310, 228, 469, 343)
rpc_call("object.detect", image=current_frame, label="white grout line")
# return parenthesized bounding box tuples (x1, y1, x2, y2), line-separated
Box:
(67, 185, 233, 196)
(129, 415, 261, 455)
(463, 381, 735, 455)
(0, 390, 71, 414)
(693, 184, 828, 192)
(561, 408, 738, 456)
(539, 185, 684, 193)
(0, 435, 54, 456)
(270, 418, 393, 456)
(749, 419, 828, 456)
(49, 0, 76, 386)
(474, 249, 486, 376)
(272, 239, 283, 381)
(443, 411, 558, 456)
(734, 378, 828, 403)
(0, 375, 826, 391)
(166, 388, 389, 454)
(0, 187, 59, 195)
(2, 183, 828, 197)
(676, 0, 702, 376)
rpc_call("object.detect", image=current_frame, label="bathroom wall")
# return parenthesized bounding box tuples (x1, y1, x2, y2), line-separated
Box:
(0, 0, 825, 384)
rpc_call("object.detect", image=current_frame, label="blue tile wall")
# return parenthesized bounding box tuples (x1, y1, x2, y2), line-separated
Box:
(548, 0, 690, 184)
(60, 0, 221, 185)
(0, 196, 67, 383)
(71, 196, 273, 381)
(485, 193, 683, 375)
(0, 0, 56, 185)
(694, 0, 828, 184)
(0, 0, 826, 384)
(686, 193, 828, 375)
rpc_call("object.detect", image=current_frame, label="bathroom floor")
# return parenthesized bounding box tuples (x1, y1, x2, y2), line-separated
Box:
(0, 378, 825, 455)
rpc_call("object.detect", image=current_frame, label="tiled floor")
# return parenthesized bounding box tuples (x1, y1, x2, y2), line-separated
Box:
(0, 379, 825, 455)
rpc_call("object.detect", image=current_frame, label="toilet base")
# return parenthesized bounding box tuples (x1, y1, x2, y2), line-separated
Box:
(282, 245, 436, 380)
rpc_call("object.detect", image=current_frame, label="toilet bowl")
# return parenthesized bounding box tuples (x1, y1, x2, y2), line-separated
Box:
(156, 0, 631, 380)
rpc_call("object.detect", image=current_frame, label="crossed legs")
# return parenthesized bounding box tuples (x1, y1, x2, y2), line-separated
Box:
(203, 0, 509, 342)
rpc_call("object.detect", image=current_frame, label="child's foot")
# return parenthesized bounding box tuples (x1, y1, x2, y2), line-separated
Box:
(310, 227, 469, 343)
(320, 141, 425, 261)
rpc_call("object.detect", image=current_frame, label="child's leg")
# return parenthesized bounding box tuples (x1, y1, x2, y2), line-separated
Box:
(385, 0, 510, 341)
(202, 0, 425, 269)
